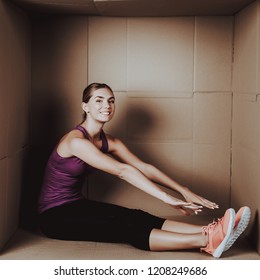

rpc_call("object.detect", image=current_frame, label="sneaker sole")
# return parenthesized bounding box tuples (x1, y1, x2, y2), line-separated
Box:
(224, 206, 251, 252)
(213, 208, 235, 258)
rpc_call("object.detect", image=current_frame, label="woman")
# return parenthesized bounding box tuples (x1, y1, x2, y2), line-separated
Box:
(38, 83, 251, 258)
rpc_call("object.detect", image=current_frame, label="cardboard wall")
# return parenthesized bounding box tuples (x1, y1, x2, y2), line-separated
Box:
(30, 16, 233, 218)
(1, 0, 259, 254)
(232, 0, 260, 253)
(0, 1, 30, 250)
(31, 16, 88, 145)
(88, 16, 233, 216)
(21, 15, 89, 228)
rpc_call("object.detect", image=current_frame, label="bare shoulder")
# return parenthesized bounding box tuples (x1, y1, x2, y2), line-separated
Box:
(68, 128, 86, 139)
(61, 129, 85, 144)
(57, 128, 87, 157)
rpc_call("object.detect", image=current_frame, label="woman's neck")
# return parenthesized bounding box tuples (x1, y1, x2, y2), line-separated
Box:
(81, 120, 104, 141)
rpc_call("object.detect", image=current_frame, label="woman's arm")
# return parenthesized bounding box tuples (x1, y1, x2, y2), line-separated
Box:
(68, 136, 201, 215)
(108, 136, 218, 210)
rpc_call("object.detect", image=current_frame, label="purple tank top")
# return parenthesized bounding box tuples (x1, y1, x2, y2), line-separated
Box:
(38, 125, 109, 213)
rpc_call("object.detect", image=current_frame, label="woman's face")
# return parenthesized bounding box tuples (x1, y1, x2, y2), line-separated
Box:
(84, 88, 115, 123)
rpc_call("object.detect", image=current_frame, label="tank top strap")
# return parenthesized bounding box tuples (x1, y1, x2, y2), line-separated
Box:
(75, 125, 89, 139)
(100, 130, 109, 153)
(75, 125, 109, 153)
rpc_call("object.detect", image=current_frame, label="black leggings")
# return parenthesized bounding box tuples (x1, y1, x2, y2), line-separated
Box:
(39, 199, 165, 250)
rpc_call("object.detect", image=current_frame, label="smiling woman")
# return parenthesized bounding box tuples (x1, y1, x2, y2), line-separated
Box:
(80, 83, 115, 125)
(37, 82, 250, 258)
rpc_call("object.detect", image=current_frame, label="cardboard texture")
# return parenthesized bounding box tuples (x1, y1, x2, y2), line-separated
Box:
(0, 159, 8, 250)
(86, 17, 233, 217)
(3, 5, 31, 155)
(0, 15, 9, 159)
(0, 3, 31, 156)
(193, 92, 232, 144)
(7, 44, 30, 155)
(89, 93, 232, 215)
(88, 17, 127, 91)
(0, 1, 31, 252)
(88, 142, 194, 217)
(126, 96, 193, 141)
(194, 17, 233, 92)
(127, 18, 194, 91)
(31, 16, 88, 145)
(232, 0, 260, 253)
(233, 1, 258, 95)
(1, 0, 260, 255)
(232, 95, 260, 252)
(0, 85, 8, 159)
(6, 150, 26, 240)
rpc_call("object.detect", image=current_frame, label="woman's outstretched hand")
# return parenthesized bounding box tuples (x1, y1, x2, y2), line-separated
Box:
(181, 187, 219, 211)
(164, 194, 203, 216)
(172, 202, 203, 216)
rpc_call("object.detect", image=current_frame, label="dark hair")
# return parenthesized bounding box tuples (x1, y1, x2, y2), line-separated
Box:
(81, 83, 113, 122)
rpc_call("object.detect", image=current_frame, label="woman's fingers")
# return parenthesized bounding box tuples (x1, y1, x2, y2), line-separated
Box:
(201, 199, 219, 209)
(171, 198, 219, 216)
(183, 189, 219, 210)
(171, 203, 202, 216)
(184, 203, 203, 210)
(187, 196, 219, 210)
(174, 201, 203, 215)
(179, 206, 201, 216)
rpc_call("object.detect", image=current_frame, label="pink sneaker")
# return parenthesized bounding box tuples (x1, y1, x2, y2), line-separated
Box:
(201, 208, 235, 258)
(224, 206, 251, 251)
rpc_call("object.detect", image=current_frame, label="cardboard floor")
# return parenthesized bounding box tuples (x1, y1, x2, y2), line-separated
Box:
(0, 228, 259, 260)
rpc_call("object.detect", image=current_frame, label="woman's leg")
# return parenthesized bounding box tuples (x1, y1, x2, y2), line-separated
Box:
(39, 199, 165, 250)
(147, 218, 206, 251)
(161, 219, 203, 234)
(149, 208, 236, 258)
(149, 228, 206, 251)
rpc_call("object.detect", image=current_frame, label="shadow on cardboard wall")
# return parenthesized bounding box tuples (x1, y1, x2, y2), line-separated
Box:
(19, 91, 68, 230)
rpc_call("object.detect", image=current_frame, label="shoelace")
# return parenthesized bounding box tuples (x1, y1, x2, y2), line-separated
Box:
(202, 218, 223, 236)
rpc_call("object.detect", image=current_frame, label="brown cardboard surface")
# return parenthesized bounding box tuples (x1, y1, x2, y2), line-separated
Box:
(0, 159, 8, 250)
(192, 143, 231, 210)
(0, 0, 31, 251)
(1, 0, 260, 256)
(88, 17, 127, 91)
(127, 18, 194, 91)
(126, 96, 193, 141)
(232, 0, 260, 253)
(193, 92, 232, 145)
(0, 80, 8, 158)
(6, 150, 27, 238)
(231, 95, 260, 252)
(194, 17, 233, 92)
(233, 1, 258, 95)
(88, 142, 193, 217)
(31, 16, 88, 144)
